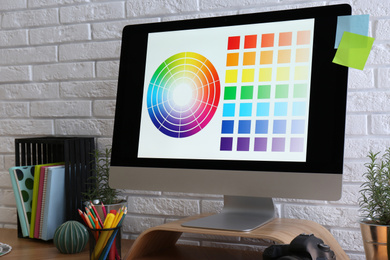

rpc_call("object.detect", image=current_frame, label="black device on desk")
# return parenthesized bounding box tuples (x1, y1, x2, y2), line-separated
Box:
(263, 234, 336, 260)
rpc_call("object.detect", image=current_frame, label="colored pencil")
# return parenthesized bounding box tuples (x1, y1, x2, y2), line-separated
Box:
(101, 202, 107, 218)
(91, 202, 104, 228)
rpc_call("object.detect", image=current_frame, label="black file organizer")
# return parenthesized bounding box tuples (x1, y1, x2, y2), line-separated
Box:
(14, 137, 95, 238)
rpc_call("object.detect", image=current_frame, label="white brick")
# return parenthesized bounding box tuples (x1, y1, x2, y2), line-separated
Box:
(0, 0, 26, 10)
(96, 61, 119, 79)
(0, 46, 57, 65)
(30, 24, 90, 45)
(0, 157, 4, 171)
(0, 83, 59, 100)
(347, 91, 390, 113)
(200, 0, 275, 10)
(367, 44, 390, 66)
(92, 21, 129, 40)
(29, 0, 90, 8)
(0, 137, 14, 153)
(0, 120, 53, 135)
(122, 215, 165, 234)
(371, 114, 390, 135)
(127, 0, 198, 17)
(378, 67, 390, 89)
(0, 1, 386, 257)
(343, 161, 366, 183)
(347, 68, 374, 90)
(2, 8, 58, 28)
(343, 138, 371, 159)
(331, 229, 364, 252)
(284, 204, 360, 228)
(60, 80, 117, 98)
(128, 197, 199, 216)
(59, 41, 121, 61)
(31, 101, 91, 117)
(238, 2, 325, 14)
(0, 190, 16, 207)
(4, 156, 15, 173)
(93, 100, 116, 117)
(201, 199, 223, 214)
(345, 115, 367, 135)
(376, 19, 390, 41)
(0, 66, 31, 83)
(60, 2, 125, 23)
(0, 172, 12, 188)
(0, 207, 16, 224)
(161, 12, 233, 22)
(353, 0, 390, 16)
(96, 137, 112, 148)
(347, 253, 366, 260)
(0, 102, 29, 118)
(33, 62, 94, 81)
(55, 119, 113, 136)
(0, 29, 28, 47)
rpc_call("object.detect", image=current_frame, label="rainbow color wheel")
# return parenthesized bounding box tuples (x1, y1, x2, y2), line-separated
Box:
(147, 52, 220, 138)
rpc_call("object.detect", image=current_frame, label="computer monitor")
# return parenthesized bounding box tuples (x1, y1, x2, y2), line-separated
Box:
(109, 4, 351, 231)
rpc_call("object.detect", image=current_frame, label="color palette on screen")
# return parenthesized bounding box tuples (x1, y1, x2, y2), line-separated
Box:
(221, 30, 312, 154)
(147, 52, 220, 138)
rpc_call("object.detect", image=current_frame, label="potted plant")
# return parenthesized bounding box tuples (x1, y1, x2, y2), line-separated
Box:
(83, 147, 125, 218)
(359, 148, 390, 260)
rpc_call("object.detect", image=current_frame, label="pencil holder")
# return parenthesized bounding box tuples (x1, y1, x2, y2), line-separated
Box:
(89, 226, 121, 260)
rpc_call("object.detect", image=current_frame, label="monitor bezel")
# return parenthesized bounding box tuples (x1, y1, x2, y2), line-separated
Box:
(110, 4, 351, 201)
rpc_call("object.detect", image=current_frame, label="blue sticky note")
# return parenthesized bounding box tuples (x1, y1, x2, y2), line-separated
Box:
(335, 14, 369, 48)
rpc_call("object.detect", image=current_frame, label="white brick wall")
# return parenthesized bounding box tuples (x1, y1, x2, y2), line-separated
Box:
(0, 0, 388, 258)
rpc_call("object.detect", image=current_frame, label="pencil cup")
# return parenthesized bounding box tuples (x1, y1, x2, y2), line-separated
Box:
(89, 226, 121, 260)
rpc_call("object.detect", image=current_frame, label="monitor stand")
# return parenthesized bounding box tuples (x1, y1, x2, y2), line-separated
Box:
(181, 195, 275, 231)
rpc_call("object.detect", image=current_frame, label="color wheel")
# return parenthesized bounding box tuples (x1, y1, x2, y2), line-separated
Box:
(147, 52, 220, 138)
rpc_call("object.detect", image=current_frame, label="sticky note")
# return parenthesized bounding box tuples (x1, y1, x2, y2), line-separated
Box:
(332, 31, 374, 70)
(335, 14, 369, 48)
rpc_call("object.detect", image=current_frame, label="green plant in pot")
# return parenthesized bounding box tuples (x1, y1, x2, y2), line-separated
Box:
(83, 147, 126, 219)
(359, 148, 390, 260)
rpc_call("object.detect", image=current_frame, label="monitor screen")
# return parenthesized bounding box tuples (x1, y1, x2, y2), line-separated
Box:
(140, 18, 313, 163)
(110, 4, 351, 231)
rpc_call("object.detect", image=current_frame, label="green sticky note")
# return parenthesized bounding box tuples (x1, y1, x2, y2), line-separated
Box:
(332, 31, 374, 70)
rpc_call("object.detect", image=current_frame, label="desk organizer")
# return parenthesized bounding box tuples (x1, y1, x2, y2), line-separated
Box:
(14, 137, 95, 238)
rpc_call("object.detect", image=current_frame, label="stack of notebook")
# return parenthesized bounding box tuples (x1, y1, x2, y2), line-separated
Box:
(8, 163, 66, 240)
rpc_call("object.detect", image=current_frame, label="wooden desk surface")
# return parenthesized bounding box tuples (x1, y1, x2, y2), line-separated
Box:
(0, 228, 262, 259)
(0, 228, 132, 259)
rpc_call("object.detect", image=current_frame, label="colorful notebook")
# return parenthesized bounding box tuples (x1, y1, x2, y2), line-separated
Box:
(35, 165, 58, 239)
(41, 166, 66, 241)
(30, 162, 63, 238)
(38, 167, 49, 239)
(8, 166, 35, 237)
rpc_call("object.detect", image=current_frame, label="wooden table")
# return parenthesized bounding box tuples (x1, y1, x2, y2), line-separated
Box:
(0, 228, 261, 259)
(0, 228, 127, 259)
(0, 214, 349, 259)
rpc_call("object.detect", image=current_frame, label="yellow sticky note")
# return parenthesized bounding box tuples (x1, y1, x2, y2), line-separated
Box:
(332, 31, 374, 70)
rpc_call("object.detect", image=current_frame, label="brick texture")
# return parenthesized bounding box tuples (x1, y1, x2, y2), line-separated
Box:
(0, 1, 388, 258)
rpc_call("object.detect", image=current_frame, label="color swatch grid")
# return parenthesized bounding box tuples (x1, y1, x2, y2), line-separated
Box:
(147, 52, 220, 138)
(220, 30, 312, 154)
